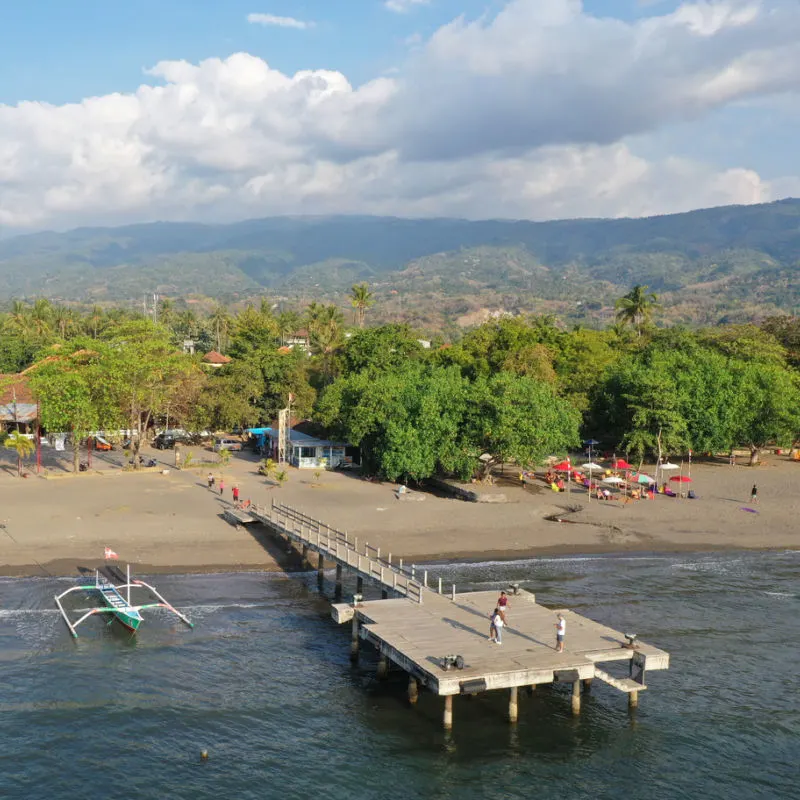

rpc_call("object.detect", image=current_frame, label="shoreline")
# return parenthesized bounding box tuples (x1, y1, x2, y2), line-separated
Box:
(1, 449, 797, 581)
(4, 540, 795, 580)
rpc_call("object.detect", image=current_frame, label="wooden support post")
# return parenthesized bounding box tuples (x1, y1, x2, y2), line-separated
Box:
(438, 577, 442, 595)
(399, 558, 403, 572)
(443, 695, 453, 730)
(571, 680, 581, 716)
(629, 690, 639, 710)
(393, 573, 397, 589)
(350, 615, 359, 662)
(411, 564, 416, 579)
(356, 576, 363, 594)
(508, 686, 519, 723)
(423, 570, 428, 588)
(335, 564, 343, 601)
(317, 552, 324, 588)
(408, 676, 419, 706)
(377, 653, 389, 680)
(451, 584, 456, 601)
(582, 678, 593, 694)
(301, 544, 308, 568)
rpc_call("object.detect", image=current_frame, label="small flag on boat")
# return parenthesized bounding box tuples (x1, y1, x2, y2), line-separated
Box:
(104, 547, 119, 560)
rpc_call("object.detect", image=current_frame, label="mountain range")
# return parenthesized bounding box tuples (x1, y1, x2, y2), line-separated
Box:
(1, 199, 799, 329)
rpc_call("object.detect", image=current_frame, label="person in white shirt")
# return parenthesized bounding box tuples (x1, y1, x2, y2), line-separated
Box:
(555, 614, 566, 652)
(493, 608, 504, 645)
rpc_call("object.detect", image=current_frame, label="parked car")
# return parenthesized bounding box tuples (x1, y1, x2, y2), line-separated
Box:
(214, 437, 243, 452)
(153, 432, 187, 449)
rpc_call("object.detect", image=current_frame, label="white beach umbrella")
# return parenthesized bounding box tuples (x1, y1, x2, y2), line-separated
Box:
(581, 462, 604, 471)
(603, 476, 625, 484)
(660, 462, 680, 470)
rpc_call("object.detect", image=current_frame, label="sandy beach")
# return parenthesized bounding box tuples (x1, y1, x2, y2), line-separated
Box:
(0, 446, 797, 578)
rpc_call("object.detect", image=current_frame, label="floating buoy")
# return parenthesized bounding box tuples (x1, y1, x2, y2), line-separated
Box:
(200, 749, 209, 761)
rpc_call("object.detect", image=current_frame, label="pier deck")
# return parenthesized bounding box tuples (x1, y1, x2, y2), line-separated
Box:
(247, 499, 670, 725)
(341, 589, 668, 695)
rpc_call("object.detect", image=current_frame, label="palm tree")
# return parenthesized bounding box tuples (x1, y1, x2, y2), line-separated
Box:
(276, 310, 302, 346)
(615, 285, 659, 337)
(4, 431, 35, 477)
(30, 299, 53, 337)
(349, 283, 374, 328)
(86, 305, 105, 338)
(308, 304, 344, 382)
(5, 300, 30, 336)
(53, 306, 78, 339)
(209, 304, 232, 353)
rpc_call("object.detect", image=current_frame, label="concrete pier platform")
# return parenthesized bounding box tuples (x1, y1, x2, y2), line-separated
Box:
(335, 589, 668, 696)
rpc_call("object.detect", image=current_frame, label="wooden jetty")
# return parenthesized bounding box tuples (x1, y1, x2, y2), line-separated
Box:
(247, 499, 670, 729)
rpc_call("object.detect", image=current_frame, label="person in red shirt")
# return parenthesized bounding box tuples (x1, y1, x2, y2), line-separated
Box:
(497, 590, 509, 623)
(232, 485, 240, 506)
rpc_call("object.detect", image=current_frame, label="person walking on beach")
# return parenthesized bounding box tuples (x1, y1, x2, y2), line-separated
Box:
(751, 484, 758, 504)
(497, 590, 509, 623)
(232, 484, 240, 507)
(555, 614, 566, 652)
(219, 478, 225, 497)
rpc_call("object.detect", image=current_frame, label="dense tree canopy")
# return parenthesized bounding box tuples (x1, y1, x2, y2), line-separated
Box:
(4, 290, 800, 478)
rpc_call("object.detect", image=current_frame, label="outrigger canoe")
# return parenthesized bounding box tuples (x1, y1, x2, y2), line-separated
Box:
(55, 565, 193, 638)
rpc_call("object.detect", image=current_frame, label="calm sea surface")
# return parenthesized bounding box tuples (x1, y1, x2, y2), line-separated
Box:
(0, 550, 797, 800)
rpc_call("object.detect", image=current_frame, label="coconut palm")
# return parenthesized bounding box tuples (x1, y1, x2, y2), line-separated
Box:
(5, 300, 30, 336)
(53, 306, 78, 339)
(276, 310, 302, 346)
(349, 283, 374, 328)
(4, 430, 35, 477)
(308, 304, 344, 382)
(615, 285, 659, 337)
(30, 299, 53, 337)
(86, 305, 105, 338)
(209, 304, 232, 353)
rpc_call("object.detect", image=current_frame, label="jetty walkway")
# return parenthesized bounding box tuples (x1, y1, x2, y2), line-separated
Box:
(239, 499, 670, 730)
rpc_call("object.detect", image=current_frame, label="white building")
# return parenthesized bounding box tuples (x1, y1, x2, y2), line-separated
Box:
(266, 429, 351, 469)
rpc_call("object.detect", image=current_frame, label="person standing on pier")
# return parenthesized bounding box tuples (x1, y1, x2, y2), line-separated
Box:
(232, 484, 240, 507)
(555, 614, 566, 652)
(219, 478, 225, 497)
(207, 473, 214, 490)
(751, 484, 758, 504)
(497, 591, 509, 623)
(491, 608, 504, 645)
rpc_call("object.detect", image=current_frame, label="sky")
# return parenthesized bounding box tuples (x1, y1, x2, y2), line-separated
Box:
(1, 0, 799, 233)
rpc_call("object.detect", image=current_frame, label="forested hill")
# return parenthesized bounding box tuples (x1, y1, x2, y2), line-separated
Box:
(1, 199, 799, 327)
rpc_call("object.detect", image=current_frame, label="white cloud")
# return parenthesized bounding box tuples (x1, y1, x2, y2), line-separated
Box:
(385, 0, 429, 13)
(1, 0, 800, 231)
(247, 13, 313, 29)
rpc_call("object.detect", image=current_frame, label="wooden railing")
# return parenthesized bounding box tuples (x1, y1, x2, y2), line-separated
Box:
(249, 500, 437, 604)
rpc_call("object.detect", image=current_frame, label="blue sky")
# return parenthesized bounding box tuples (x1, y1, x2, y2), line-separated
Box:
(1, 0, 798, 231)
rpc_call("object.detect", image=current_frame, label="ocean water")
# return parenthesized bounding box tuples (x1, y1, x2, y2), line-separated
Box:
(0, 550, 797, 800)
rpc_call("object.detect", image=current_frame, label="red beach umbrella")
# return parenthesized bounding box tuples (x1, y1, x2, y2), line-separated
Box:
(612, 458, 632, 470)
(669, 475, 692, 483)
(553, 461, 572, 471)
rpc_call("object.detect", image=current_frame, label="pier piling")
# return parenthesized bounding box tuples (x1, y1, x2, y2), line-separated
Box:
(571, 680, 581, 715)
(377, 654, 389, 680)
(629, 690, 639, 710)
(335, 564, 343, 601)
(408, 676, 419, 706)
(317, 553, 324, 588)
(443, 695, 453, 730)
(509, 686, 519, 723)
(350, 615, 359, 662)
